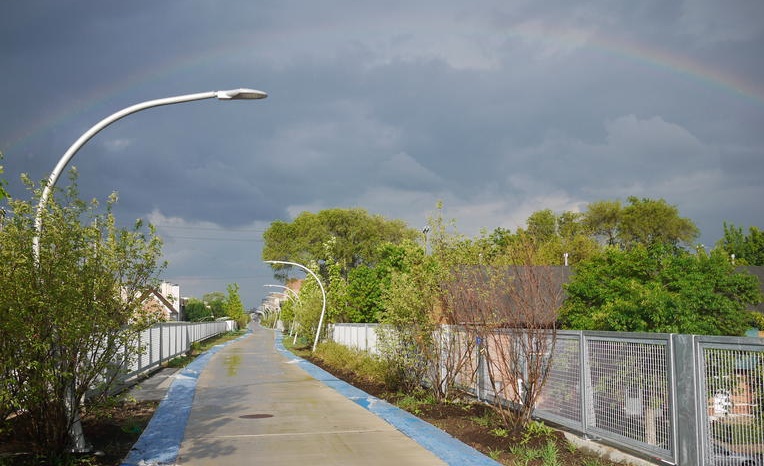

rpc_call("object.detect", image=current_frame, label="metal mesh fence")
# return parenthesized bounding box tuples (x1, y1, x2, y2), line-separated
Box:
(699, 340, 764, 465)
(585, 336, 672, 458)
(331, 323, 764, 464)
(535, 334, 582, 426)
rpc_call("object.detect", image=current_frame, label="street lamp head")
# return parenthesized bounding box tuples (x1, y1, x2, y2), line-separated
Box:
(216, 88, 268, 100)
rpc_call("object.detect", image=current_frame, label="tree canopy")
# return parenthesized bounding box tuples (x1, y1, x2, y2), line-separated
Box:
(584, 197, 699, 249)
(559, 245, 761, 335)
(185, 297, 213, 321)
(718, 223, 764, 266)
(262, 208, 419, 272)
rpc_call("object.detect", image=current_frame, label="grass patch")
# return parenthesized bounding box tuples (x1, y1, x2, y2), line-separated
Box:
(311, 341, 390, 386)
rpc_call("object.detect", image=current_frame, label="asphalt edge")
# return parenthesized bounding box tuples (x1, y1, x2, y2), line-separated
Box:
(120, 329, 253, 466)
(274, 331, 502, 466)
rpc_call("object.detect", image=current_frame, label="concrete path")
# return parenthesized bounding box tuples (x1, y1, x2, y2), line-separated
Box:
(122, 324, 500, 466)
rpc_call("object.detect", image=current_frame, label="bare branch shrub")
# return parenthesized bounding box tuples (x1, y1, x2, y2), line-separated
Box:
(451, 237, 566, 430)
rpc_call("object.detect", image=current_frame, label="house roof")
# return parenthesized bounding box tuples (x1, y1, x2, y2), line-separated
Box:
(442, 266, 572, 327)
(740, 266, 764, 313)
(139, 288, 179, 317)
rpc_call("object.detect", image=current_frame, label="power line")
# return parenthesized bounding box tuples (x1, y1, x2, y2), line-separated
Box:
(154, 224, 267, 233)
(163, 235, 263, 242)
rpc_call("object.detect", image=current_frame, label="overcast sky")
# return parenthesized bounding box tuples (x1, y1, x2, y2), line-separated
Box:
(2, 1, 763, 308)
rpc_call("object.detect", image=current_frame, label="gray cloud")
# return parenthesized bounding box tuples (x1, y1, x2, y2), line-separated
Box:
(2, 0, 762, 306)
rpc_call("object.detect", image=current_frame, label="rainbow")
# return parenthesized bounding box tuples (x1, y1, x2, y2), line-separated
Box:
(510, 21, 763, 105)
(4, 24, 762, 156)
(3, 50, 215, 156)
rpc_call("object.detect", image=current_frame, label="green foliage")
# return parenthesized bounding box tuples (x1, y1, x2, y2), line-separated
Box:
(262, 208, 419, 273)
(619, 197, 699, 248)
(224, 283, 246, 322)
(487, 448, 503, 460)
(288, 262, 325, 340)
(539, 440, 562, 466)
(0, 173, 164, 456)
(313, 341, 390, 385)
(344, 265, 384, 322)
(718, 223, 764, 266)
(202, 291, 226, 318)
(490, 426, 510, 438)
(184, 297, 213, 321)
(584, 197, 699, 249)
(478, 210, 599, 267)
(0, 152, 8, 202)
(470, 409, 501, 428)
(583, 200, 621, 246)
(325, 260, 350, 323)
(521, 420, 555, 444)
(508, 444, 543, 463)
(560, 245, 762, 335)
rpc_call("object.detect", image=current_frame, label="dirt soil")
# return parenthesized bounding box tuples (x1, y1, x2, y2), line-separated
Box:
(0, 401, 157, 466)
(302, 355, 630, 466)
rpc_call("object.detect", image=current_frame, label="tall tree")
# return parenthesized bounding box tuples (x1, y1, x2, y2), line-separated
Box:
(525, 209, 557, 243)
(489, 209, 599, 266)
(583, 200, 622, 246)
(224, 283, 246, 324)
(618, 197, 699, 248)
(262, 208, 419, 273)
(583, 197, 699, 249)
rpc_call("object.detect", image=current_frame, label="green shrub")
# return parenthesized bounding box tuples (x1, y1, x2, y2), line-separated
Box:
(314, 341, 390, 386)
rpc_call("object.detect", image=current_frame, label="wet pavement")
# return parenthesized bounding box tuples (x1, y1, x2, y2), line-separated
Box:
(122, 324, 500, 466)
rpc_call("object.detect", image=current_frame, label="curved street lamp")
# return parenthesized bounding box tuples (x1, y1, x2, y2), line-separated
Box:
(33, 88, 268, 258)
(265, 260, 327, 352)
(264, 284, 302, 337)
(32, 88, 267, 452)
(264, 284, 301, 303)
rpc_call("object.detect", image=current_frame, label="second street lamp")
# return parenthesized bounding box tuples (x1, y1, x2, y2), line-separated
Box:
(265, 260, 327, 352)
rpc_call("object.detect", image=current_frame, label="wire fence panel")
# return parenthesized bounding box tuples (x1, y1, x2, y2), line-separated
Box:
(535, 333, 582, 428)
(329, 324, 764, 464)
(697, 337, 764, 465)
(583, 335, 673, 461)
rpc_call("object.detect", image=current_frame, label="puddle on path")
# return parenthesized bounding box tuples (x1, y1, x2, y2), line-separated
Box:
(224, 353, 242, 376)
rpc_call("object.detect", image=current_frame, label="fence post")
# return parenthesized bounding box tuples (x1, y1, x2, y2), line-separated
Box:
(672, 334, 700, 466)
(476, 335, 485, 402)
(580, 332, 596, 439)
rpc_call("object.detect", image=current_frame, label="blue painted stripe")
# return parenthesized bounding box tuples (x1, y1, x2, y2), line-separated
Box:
(275, 333, 502, 466)
(121, 330, 252, 466)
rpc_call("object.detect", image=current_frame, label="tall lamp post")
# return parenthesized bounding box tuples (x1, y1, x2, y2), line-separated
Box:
(264, 284, 301, 335)
(33, 88, 267, 258)
(33, 88, 267, 452)
(264, 284, 301, 302)
(265, 260, 326, 352)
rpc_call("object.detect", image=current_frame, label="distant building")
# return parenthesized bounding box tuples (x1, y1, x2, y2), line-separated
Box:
(139, 281, 182, 321)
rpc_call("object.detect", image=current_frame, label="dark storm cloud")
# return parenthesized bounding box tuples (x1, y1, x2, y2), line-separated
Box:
(2, 0, 762, 305)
